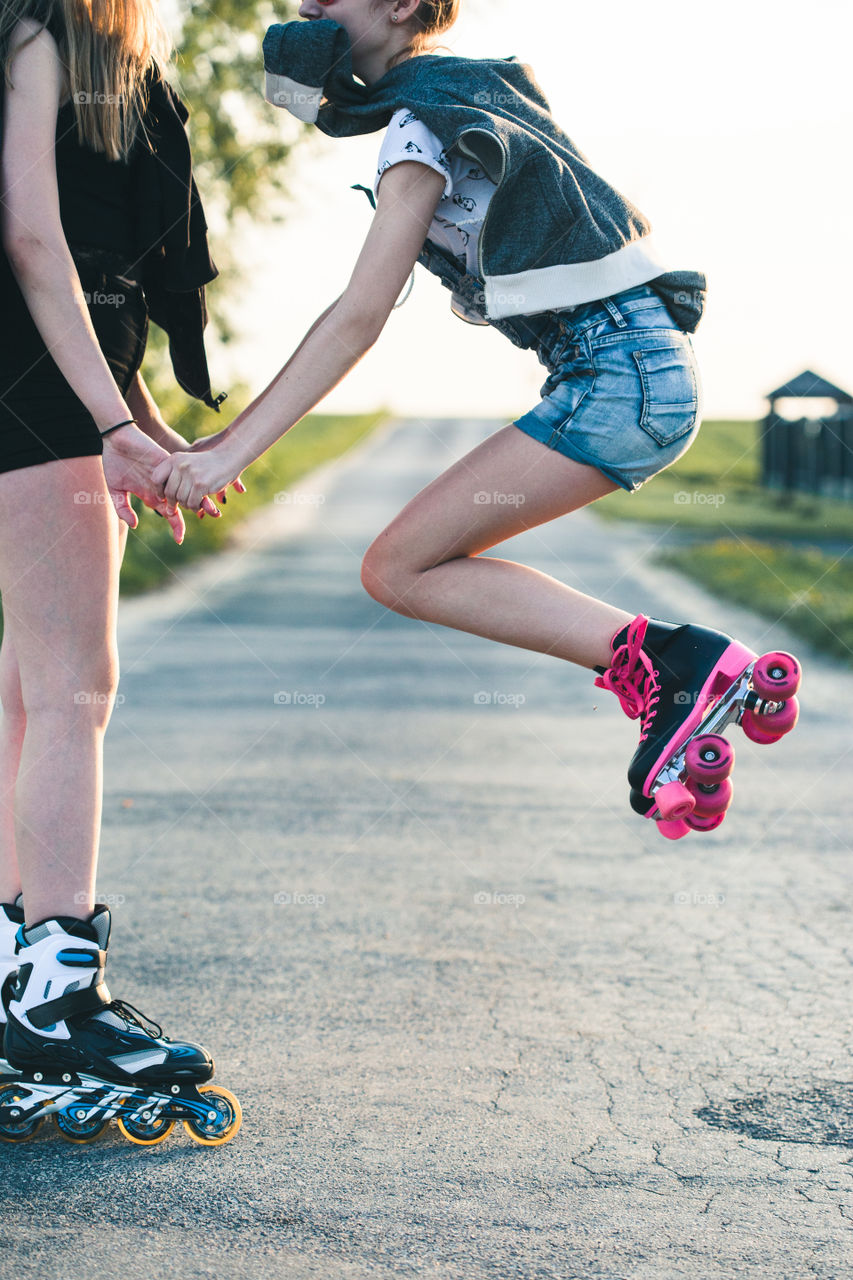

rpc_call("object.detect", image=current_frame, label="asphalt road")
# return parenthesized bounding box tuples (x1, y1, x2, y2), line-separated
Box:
(2, 418, 852, 1280)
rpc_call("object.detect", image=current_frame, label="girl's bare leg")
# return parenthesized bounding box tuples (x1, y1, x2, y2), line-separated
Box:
(0, 456, 124, 923)
(0, 630, 26, 902)
(362, 425, 633, 670)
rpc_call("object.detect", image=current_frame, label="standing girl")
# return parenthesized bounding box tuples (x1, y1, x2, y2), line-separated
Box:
(158, 0, 801, 842)
(0, 0, 240, 1144)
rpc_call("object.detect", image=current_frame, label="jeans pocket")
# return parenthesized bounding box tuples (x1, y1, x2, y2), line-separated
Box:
(633, 344, 699, 446)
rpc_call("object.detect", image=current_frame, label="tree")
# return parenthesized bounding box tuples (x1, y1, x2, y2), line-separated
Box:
(145, 0, 301, 430)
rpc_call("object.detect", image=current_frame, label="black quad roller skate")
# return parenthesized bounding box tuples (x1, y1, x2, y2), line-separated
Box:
(0, 906, 241, 1146)
(596, 615, 801, 840)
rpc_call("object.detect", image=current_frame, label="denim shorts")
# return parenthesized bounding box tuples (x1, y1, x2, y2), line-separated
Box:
(513, 285, 703, 491)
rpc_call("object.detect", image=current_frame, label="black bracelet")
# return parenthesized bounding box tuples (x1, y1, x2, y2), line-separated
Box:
(100, 418, 137, 438)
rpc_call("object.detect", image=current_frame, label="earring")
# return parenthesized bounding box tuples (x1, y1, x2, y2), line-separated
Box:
(392, 13, 399, 19)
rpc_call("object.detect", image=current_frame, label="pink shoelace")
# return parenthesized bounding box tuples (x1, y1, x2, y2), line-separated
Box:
(595, 615, 661, 742)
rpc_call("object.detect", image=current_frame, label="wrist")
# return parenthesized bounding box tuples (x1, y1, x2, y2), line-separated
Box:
(221, 429, 250, 473)
(99, 417, 137, 440)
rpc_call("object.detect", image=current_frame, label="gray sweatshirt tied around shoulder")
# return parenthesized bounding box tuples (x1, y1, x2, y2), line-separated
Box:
(263, 19, 707, 337)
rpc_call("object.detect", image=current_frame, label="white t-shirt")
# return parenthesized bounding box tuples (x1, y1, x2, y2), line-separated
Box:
(374, 108, 497, 323)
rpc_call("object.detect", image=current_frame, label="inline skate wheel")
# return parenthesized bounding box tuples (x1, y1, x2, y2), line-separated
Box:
(117, 1105, 176, 1146)
(685, 735, 735, 784)
(752, 652, 801, 701)
(184, 1085, 242, 1147)
(686, 776, 733, 817)
(0, 1085, 43, 1143)
(685, 810, 726, 833)
(654, 780, 696, 822)
(54, 1108, 108, 1144)
(657, 817, 692, 841)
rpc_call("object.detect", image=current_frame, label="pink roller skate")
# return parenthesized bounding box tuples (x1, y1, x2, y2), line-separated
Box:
(595, 616, 801, 840)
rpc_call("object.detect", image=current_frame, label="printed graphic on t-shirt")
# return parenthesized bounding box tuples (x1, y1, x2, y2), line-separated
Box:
(374, 109, 496, 276)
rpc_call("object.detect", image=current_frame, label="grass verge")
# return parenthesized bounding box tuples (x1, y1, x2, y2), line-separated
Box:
(597, 420, 853, 542)
(596, 419, 853, 664)
(659, 539, 853, 665)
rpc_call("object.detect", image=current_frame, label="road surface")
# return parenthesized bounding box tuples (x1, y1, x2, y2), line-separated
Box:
(2, 419, 851, 1280)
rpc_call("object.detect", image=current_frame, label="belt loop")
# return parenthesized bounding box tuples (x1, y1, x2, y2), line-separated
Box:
(602, 297, 628, 328)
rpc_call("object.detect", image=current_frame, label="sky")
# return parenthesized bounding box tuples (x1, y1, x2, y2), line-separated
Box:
(197, 0, 853, 421)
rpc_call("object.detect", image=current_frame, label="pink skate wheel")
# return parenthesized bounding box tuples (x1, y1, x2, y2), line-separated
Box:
(657, 817, 692, 841)
(685, 735, 735, 784)
(763, 695, 799, 737)
(741, 710, 780, 744)
(685, 810, 726, 833)
(742, 696, 799, 744)
(752, 651, 801, 701)
(654, 780, 696, 822)
(687, 776, 733, 817)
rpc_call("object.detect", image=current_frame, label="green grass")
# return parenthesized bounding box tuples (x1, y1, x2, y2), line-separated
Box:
(120, 411, 386, 594)
(597, 419, 853, 541)
(596, 419, 853, 664)
(659, 539, 853, 664)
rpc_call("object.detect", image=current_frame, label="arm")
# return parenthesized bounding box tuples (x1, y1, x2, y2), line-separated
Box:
(0, 24, 184, 540)
(188, 297, 342, 455)
(155, 162, 446, 511)
(126, 371, 189, 453)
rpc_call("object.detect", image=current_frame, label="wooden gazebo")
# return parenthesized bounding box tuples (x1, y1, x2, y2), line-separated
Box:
(761, 369, 853, 500)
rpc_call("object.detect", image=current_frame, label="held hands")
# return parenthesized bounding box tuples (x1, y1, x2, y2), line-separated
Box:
(151, 431, 247, 516)
(101, 425, 188, 544)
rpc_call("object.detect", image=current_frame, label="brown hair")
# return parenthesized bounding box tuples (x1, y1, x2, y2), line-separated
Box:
(1, 0, 170, 161)
(408, 0, 461, 54)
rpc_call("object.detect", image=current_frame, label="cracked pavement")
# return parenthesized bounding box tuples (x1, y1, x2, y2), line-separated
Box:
(2, 418, 851, 1280)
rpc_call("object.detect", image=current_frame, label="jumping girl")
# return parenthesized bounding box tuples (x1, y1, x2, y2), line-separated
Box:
(0, 0, 241, 1144)
(157, 0, 801, 844)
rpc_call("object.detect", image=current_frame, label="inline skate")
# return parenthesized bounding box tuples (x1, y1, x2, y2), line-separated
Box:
(0, 905, 241, 1145)
(596, 615, 801, 840)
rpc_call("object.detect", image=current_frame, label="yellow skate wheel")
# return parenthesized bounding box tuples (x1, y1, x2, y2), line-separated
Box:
(184, 1085, 242, 1147)
(117, 1105, 176, 1146)
(0, 1085, 44, 1143)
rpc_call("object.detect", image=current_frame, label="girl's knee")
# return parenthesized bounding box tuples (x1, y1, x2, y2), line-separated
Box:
(0, 649, 26, 724)
(361, 539, 418, 614)
(22, 651, 120, 726)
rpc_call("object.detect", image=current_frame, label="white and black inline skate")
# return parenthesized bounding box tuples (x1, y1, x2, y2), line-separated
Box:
(0, 905, 241, 1146)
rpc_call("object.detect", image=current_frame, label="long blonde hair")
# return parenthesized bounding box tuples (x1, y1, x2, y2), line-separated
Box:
(1, 0, 171, 161)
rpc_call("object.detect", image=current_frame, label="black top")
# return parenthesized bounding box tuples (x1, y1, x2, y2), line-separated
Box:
(54, 102, 138, 258)
(0, 9, 223, 409)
